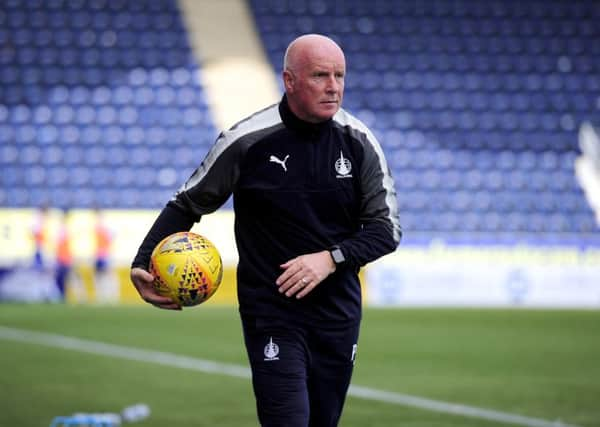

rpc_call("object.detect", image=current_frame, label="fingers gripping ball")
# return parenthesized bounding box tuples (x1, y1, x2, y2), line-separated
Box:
(149, 232, 223, 307)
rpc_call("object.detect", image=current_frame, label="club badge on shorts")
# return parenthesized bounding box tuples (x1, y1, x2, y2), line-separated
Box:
(264, 337, 280, 361)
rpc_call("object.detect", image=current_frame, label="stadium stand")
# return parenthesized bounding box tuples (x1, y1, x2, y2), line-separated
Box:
(248, 0, 599, 243)
(0, 0, 217, 209)
(0, 0, 598, 245)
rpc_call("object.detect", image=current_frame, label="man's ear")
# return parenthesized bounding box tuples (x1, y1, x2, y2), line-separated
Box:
(283, 70, 294, 93)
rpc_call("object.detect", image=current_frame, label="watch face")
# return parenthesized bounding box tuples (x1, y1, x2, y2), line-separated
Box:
(331, 248, 345, 264)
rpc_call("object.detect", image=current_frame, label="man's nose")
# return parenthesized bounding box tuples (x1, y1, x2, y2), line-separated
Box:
(326, 76, 340, 92)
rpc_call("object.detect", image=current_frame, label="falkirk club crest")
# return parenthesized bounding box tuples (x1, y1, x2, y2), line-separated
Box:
(263, 337, 279, 361)
(335, 151, 352, 178)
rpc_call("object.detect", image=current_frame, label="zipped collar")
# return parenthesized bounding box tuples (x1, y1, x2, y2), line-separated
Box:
(278, 94, 333, 137)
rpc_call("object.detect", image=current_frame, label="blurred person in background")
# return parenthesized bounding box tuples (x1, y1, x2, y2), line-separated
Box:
(93, 208, 118, 303)
(130, 34, 401, 427)
(55, 208, 72, 300)
(31, 204, 49, 271)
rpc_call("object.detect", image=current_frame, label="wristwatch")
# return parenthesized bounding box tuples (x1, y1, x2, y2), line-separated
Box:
(329, 245, 346, 266)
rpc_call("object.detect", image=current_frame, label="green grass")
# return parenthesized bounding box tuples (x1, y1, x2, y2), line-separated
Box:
(1, 305, 599, 427)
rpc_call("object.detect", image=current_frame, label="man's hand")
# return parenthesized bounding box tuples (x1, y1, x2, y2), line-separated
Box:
(276, 251, 336, 299)
(130, 267, 181, 310)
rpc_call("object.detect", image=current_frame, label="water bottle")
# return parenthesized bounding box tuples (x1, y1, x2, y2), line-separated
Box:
(121, 403, 151, 423)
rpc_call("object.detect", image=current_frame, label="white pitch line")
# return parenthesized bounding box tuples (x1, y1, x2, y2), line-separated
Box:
(0, 326, 580, 427)
(348, 386, 578, 427)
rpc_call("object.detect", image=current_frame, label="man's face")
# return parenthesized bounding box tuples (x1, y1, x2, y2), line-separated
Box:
(284, 50, 345, 123)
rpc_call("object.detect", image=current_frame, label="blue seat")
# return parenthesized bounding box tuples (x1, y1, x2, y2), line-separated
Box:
(71, 167, 91, 186)
(7, 187, 30, 207)
(103, 126, 125, 145)
(47, 168, 69, 186)
(80, 127, 102, 145)
(91, 167, 112, 187)
(63, 147, 83, 165)
(2, 167, 22, 186)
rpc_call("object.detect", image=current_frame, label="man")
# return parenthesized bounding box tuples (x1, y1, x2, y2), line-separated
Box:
(55, 208, 73, 300)
(131, 34, 401, 426)
(31, 205, 49, 271)
(93, 208, 118, 303)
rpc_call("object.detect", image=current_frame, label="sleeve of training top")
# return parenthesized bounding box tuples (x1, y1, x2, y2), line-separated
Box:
(170, 104, 283, 216)
(171, 131, 247, 217)
(336, 123, 402, 270)
(131, 131, 246, 271)
(131, 104, 282, 272)
(130, 202, 196, 270)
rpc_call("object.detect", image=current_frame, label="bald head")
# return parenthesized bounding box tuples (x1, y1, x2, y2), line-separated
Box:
(283, 34, 345, 73)
(282, 34, 346, 123)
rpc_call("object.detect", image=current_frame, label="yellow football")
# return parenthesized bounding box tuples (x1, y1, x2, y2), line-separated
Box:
(149, 231, 223, 307)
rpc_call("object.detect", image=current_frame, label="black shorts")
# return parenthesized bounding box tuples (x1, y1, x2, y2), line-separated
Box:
(241, 315, 360, 427)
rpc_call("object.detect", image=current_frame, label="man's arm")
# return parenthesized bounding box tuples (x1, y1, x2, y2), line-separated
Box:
(276, 125, 401, 298)
(130, 203, 197, 310)
(130, 133, 246, 307)
(337, 127, 402, 271)
(131, 203, 197, 271)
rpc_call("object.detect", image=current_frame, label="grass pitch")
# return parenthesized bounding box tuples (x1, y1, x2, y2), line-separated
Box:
(0, 304, 599, 427)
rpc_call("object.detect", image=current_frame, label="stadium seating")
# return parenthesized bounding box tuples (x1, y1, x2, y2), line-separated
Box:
(0, 0, 216, 209)
(0, 0, 598, 244)
(248, 0, 598, 242)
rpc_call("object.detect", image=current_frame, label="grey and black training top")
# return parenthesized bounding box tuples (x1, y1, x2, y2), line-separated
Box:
(133, 95, 401, 326)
